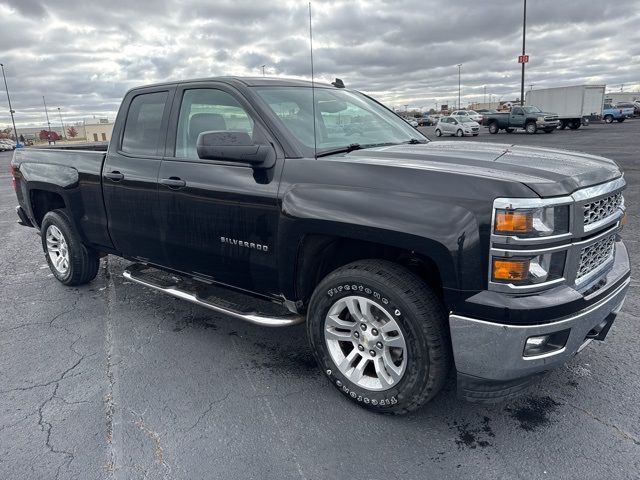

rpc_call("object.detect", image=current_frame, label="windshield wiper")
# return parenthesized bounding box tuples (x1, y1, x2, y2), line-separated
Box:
(316, 143, 363, 157)
(404, 138, 425, 144)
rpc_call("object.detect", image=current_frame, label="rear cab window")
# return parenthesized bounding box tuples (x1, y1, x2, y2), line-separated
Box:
(121, 91, 169, 155)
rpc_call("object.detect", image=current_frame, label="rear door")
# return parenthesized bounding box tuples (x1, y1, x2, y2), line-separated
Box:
(156, 83, 284, 295)
(102, 87, 175, 262)
(510, 107, 524, 127)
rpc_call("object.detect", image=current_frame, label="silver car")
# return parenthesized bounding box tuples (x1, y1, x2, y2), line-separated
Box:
(451, 110, 483, 122)
(434, 116, 480, 137)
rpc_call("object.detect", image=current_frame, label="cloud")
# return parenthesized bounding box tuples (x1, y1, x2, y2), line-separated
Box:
(0, 0, 639, 128)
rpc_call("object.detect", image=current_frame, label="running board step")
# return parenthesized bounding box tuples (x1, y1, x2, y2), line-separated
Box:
(123, 263, 304, 327)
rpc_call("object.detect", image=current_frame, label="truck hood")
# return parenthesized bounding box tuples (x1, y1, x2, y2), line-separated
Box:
(345, 141, 622, 197)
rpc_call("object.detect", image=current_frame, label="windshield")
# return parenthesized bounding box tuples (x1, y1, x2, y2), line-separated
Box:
(253, 86, 427, 156)
(467, 110, 479, 115)
(457, 117, 475, 123)
(522, 106, 542, 113)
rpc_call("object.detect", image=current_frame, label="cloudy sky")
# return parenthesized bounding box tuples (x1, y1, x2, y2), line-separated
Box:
(0, 0, 639, 128)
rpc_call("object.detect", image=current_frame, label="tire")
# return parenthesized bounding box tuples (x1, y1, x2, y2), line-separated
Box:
(604, 115, 613, 124)
(525, 122, 537, 134)
(568, 120, 580, 130)
(505, 128, 514, 134)
(41, 210, 100, 286)
(543, 128, 555, 133)
(557, 120, 567, 130)
(617, 118, 625, 123)
(307, 259, 451, 414)
(473, 134, 479, 136)
(434, 129, 442, 137)
(488, 122, 499, 134)
(456, 129, 463, 137)
(582, 117, 590, 126)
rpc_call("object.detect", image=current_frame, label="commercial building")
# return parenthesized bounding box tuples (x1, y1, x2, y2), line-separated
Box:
(84, 117, 114, 142)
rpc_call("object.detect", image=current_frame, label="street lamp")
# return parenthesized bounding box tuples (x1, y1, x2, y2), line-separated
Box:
(261, 64, 266, 77)
(520, 0, 527, 106)
(57, 107, 67, 140)
(42, 96, 53, 145)
(457, 64, 462, 109)
(0, 63, 19, 144)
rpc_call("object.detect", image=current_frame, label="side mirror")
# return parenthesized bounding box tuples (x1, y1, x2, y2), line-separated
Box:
(196, 131, 275, 168)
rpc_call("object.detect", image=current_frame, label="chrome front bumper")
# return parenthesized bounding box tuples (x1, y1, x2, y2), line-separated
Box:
(450, 257, 630, 382)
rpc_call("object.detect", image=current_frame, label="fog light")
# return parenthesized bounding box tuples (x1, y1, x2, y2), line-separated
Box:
(523, 329, 570, 357)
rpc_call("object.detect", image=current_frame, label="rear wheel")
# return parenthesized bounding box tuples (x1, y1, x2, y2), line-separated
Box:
(488, 122, 499, 134)
(568, 120, 580, 130)
(434, 129, 442, 137)
(41, 210, 100, 286)
(307, 260, 451, 414)
(557, 120, 567, 130)
(617, 118, 625, 123)
(543, 128, 555, 133)
(525, 122, 537, 134)
(582, 117, 590, 126)
(604, 115, 614, 124)
(456, 129, 463, 137)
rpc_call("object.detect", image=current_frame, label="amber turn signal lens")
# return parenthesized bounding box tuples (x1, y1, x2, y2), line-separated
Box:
(492, 259, 530, 282)
(494, 210, 533, 234)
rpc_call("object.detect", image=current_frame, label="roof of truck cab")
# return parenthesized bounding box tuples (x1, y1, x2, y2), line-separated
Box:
(127, 76, 336, 92)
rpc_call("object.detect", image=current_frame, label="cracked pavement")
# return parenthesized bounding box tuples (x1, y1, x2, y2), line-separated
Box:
(1, 120, 639, 479)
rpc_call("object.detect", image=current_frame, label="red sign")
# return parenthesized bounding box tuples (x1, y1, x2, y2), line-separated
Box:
(518, 55, 529, 63)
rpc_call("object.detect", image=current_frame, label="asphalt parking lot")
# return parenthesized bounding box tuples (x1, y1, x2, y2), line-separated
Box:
(1, 120, 638, 480)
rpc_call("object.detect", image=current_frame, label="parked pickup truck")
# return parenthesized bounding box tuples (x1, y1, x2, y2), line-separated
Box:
(11, 77, 630, 413)
(603, 104, 634, 123)
(484, 105, 559, 134)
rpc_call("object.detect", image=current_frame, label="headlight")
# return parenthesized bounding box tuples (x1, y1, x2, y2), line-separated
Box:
(491, 251, 566, 286)
(494, 205, 569, 238)
(537, 116, 545, 122)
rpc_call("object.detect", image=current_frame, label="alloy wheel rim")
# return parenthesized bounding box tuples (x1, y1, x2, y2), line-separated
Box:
(324, 295, 407, 391)
(46, 225, 70, 275)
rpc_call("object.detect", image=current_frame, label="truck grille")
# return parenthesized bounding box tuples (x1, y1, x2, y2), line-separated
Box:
(583, 192, 622, 227)
(577, 234, 615, 280)
(544, 115, 558, 121)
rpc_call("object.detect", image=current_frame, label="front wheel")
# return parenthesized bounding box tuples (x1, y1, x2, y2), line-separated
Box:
(488, 122, 499, 134)
(604, 115, 614, 124)
(434, 128, 442, 137)
(456, 129, 463, 137)
(41, 210, 100, 286)
(525, 122, 537, 134)
(307, 260, 451, 414)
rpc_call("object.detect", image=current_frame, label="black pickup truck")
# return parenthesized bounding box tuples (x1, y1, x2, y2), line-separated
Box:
(11, 77, 630, 413)
(484, 105, 559, 134)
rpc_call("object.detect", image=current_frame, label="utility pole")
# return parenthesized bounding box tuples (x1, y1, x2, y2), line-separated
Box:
(57, 107, 67, 140)
(483, 85, 486, 105)
(0, 63, 19, 144)
(520, 0, 527, 106)
(457, 64, 462, 109)
(42, 96, 53, 145)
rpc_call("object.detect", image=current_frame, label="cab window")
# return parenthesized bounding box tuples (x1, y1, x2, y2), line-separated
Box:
(121, 91, 168, 155)
(175, 89, 254, 159)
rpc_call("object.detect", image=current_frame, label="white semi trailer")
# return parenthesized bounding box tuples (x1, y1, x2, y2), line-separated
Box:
(525, 85, 605, 130)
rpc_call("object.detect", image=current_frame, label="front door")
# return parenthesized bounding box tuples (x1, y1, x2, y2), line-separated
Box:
(156, 85, 283, 295)
(102, 88, 174, 263)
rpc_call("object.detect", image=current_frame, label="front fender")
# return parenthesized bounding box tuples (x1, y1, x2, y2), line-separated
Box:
(278, 184, 483, 293)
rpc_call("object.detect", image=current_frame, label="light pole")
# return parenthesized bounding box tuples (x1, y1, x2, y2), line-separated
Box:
(0, 63, 19, 144)
(42, 96, 53, 145)
(261, 64, 266, 77)
(457, 64, 462, 109)
(520, 0, 527, 106)
(483, 86, 486, 105)
(57, 107, 67, 140)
